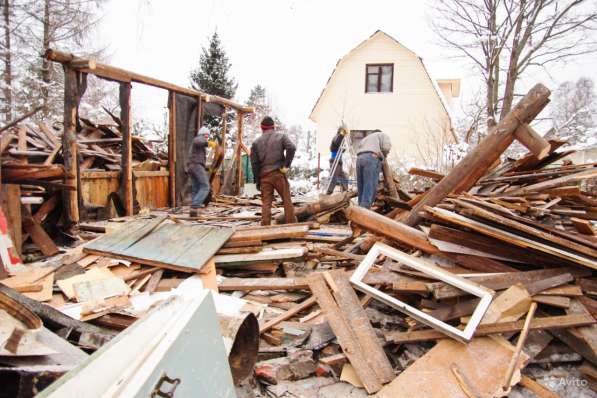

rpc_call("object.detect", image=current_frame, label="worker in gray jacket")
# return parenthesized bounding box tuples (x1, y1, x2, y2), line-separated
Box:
(185, 126, 216, 217)
(356, 129, 391, 208)
(250, 116, 298, 226)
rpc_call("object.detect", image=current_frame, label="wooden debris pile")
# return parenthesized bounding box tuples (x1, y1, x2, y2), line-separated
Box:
(0, 82, 596, 397)
(0, 116, 163, 262)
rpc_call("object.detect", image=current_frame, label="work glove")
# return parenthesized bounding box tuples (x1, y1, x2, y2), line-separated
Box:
(340, 128, 348, 136)
(207, 140, 217, 149)
(279, 167, 289, 175)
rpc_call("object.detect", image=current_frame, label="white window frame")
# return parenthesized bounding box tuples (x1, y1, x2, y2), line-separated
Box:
(350, 242, 494, 342)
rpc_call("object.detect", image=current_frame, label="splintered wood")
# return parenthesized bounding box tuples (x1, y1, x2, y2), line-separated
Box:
(308, 272, 393, 393)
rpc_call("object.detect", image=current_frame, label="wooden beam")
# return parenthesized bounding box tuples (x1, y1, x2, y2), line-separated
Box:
(519, 376, 560, 398)
(386, 313, 595, 344)
(404, 83, 551, 226)
(168, 91, 176, 207)
(46, 49, 254, 113)
(514, 124, 551, 160)
(344, 206, 439, 254)
(119, 82, 133, 216)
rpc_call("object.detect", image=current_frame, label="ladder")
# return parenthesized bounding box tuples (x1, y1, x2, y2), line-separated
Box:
(324, 125, 357, 194)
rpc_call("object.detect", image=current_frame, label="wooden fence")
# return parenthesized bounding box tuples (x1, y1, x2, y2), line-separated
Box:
(81, 170, 169, 209)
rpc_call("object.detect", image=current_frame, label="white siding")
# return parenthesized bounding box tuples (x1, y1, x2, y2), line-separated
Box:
(311, 32, 453, 169)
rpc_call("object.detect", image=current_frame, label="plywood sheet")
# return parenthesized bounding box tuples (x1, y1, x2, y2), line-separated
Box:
(377, 337, 524, 398)
(1, 267, 54, 302)
(84, 218, 233, 273)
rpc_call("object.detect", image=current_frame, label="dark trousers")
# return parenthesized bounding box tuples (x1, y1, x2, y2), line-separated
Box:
(356, 153, 381, 208)
(260, 170, 297, 226)
(189, 163, 210, 208)
(326, 158, 348, 195)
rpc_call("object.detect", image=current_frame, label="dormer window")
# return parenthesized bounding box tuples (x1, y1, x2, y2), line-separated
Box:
(365, 64, 393, 93)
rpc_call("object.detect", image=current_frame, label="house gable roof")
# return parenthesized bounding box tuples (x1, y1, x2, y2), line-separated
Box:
(309, 30, 455, 132)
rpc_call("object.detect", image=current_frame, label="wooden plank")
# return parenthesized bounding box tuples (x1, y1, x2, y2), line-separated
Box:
(426, 207, 597, 270)
(507, 168, 597, 196)
(430, 268, 587, 300)
(459, 196, 597, 251)
(405, 83, 551, 226)
(259, 296, 317, 334)
(408, 167, 444, 181)
(21, 205, 59, 256)
(429, 224, 559, 266)
(549, 300, 597, 366)
(308, 273, 383, 393)
(385, 313, 595, 344)
(453, 199, 597, 259)
(533, 295, 570, 309)
(228, 224, 309, 243)
(119, 82, 133, 216)
(219, 277, 309, 292)
(571, 217, 595, 235)
(215, 247, 306, 267)
(331, 271, 394, 383)
(519, 376, 560, 398)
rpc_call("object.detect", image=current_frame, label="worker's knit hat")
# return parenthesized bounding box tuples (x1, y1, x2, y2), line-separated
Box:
(261, 116, 275, 131)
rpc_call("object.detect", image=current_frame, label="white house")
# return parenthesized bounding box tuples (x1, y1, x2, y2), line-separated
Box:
(310, 30, 460, 170)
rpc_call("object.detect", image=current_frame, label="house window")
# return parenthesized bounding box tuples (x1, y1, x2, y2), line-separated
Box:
(365, 64, 393, 93)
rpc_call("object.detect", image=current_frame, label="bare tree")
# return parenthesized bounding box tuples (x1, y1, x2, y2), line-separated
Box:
(0, 0, 106, 120)
(432, 0, 597, 128)
(1, 0, 12, 122)
(549, 76, 597, 146)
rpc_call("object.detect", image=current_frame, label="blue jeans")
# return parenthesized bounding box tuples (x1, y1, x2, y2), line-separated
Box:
(189, 163, 210, 208)
(356, 153, 381, 208)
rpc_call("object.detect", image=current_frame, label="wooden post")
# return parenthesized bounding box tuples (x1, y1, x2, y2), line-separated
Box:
(168, 91, 176, 207)
(235, 112, 244, 195)
(62, 67, 82, 230)
(404, 83, 551, 226)
(220, 106, 228, 146)
(197, 95, 203, 130)
(514, 124, 551, 160)
(382, 159, 399, 199)
(119, 82, 133, 216)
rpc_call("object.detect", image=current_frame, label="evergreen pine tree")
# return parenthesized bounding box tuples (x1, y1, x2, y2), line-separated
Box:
(190, 31, 237, 99)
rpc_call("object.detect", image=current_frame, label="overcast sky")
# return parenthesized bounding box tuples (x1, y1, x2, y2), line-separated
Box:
(98, 0, 597, 130)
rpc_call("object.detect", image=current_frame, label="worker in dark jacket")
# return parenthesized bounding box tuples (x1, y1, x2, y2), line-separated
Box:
(250, 116, 297, 226)
(326, 127, 348, 194)
(185, 126, 216, 217)
(356, 129, 391, 208)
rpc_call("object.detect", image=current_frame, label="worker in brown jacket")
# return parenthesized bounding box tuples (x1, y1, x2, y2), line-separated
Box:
(250, 116, 297, 226)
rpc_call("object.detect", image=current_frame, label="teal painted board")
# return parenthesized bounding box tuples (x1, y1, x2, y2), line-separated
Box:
(37, 290, 236, 398)
(85, 217, 234, 273)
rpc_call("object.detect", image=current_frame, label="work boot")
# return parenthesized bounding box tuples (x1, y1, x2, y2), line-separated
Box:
(189, 208, 198, 218)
